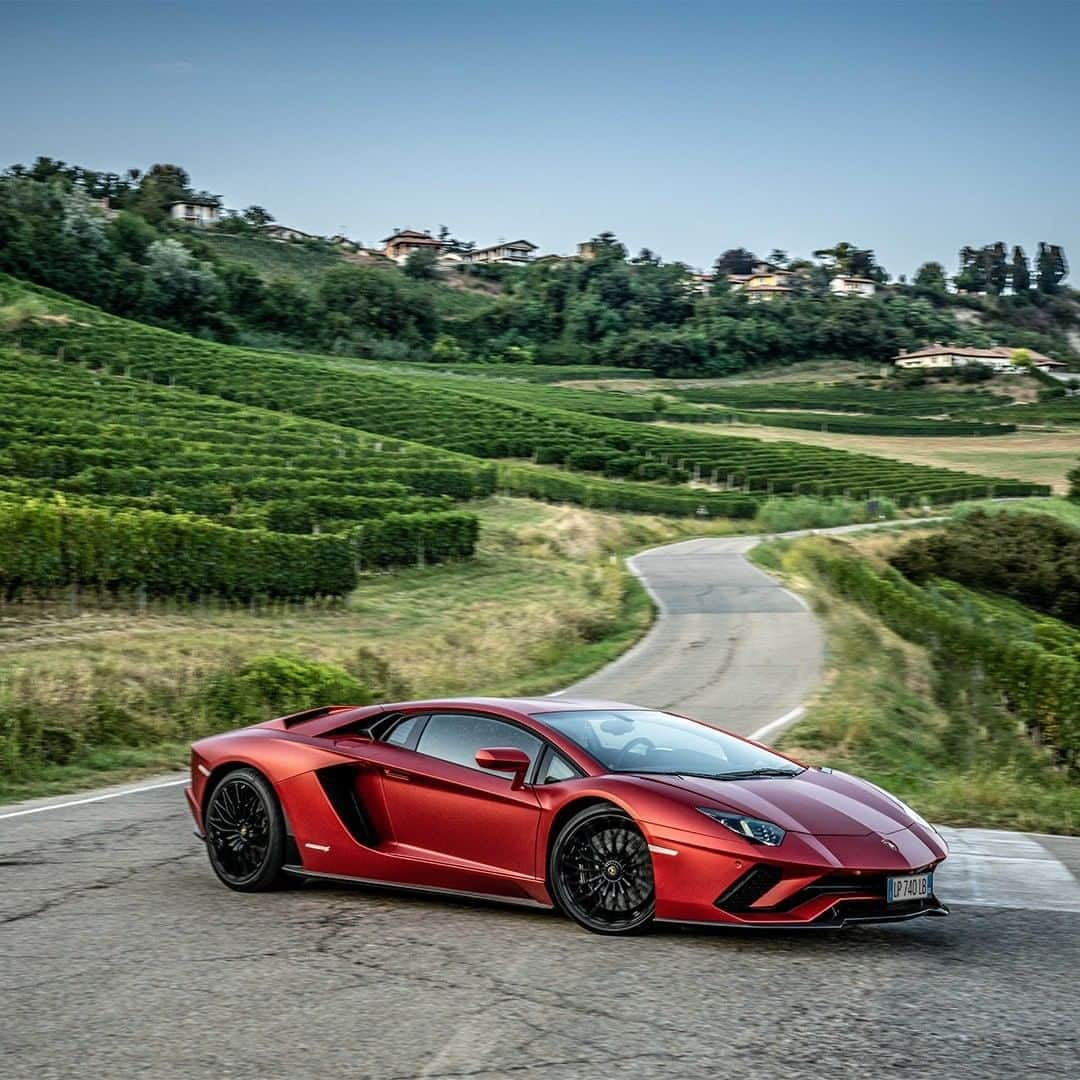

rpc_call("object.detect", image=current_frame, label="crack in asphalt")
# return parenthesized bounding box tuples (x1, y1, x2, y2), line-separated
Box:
(0, 848, 198, 926)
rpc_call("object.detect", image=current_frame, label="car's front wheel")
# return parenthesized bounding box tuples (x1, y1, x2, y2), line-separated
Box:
(204, 767, 289, 892)
(549, 804, 656, 934)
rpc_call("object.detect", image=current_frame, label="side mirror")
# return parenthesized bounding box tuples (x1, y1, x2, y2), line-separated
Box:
(475, 747, 531, 789)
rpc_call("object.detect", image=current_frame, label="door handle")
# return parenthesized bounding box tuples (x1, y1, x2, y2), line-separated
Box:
(383, 768, 411, 781)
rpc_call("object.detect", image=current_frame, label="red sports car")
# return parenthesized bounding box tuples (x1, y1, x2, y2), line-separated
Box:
(186, 697, 949, 934)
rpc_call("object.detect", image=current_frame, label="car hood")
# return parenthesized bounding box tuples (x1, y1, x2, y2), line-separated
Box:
(640, 768, 918, 836)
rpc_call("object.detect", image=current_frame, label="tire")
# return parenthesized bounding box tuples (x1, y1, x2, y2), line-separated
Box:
(548, 804, 656, 935)
(204, 767, 290, 892)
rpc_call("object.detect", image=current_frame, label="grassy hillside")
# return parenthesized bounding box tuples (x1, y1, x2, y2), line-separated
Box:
(197, 232, 345, 281)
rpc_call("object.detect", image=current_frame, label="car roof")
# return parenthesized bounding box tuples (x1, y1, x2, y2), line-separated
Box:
(388, 696, 645, 715)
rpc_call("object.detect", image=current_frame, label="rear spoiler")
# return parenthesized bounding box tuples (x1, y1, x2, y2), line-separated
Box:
(276, 705, 356, 728)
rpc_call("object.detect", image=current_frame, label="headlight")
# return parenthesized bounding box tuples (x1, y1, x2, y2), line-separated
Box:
(697, 807, 785, 846)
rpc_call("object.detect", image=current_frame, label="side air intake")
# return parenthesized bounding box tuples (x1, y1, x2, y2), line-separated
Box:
(315, 765, 376, 846)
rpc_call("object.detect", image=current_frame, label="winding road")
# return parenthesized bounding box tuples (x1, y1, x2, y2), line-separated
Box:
(2, 525, 1078, 1079)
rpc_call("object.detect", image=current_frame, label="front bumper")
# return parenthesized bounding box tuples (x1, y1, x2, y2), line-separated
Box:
(646, 821, 949, 927)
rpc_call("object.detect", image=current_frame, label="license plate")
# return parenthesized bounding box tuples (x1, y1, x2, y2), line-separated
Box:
(887, 872, 932, 903)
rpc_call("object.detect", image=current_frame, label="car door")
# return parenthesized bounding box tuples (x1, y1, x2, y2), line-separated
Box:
(379, 711, 544, 879)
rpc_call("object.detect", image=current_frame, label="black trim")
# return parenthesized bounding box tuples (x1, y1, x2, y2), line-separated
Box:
(315, 765, 376, 846)
(382, 712, 429, 750)
(715, 865, 783, 912)
(284, 833, 301, 866)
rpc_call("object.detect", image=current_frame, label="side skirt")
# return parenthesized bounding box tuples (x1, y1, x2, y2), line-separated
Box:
(282, 866, 554, 910)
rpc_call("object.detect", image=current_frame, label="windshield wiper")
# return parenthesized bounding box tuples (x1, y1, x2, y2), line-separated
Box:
(712, 768, 803, 780)
(631, 768, 803, 780)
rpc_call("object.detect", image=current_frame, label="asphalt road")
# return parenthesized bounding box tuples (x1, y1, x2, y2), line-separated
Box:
(2, 525, 1078, 1080)
(562, 534, 824, 738)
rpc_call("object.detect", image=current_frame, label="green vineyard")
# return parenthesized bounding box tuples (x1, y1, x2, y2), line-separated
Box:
(0, 275, 1052, 602)
(0, 346, 487, 599)
(672, 382, 1003, 415)
(721, 410, 1017, 436)
(4, 279, 1047, 506)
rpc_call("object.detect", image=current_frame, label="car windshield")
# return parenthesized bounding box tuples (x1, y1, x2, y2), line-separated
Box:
(533, 709, 803, 779)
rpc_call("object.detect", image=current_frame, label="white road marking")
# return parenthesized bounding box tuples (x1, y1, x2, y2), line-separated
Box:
(0, 777, 188, 821)
(935, 827, 1080, 913)
(748, 706, 806, 744)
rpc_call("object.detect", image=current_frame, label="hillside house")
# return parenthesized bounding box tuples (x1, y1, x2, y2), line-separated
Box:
(381, 229, 444, 264)
(168, 199, 220, 227)
(327, 234, 362, 252)
(893, 344, 1062, 374)
(258, 224, 315, 242)
(740, 263, 797, 302)
(829, 275, 877, 298)
(465, 240, 538, 266)
(685, 271, 715, 295)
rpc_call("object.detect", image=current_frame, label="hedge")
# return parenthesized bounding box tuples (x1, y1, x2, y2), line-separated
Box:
(496, 464, 759, 519)
(353, 510, 480, 569)
(800, 541, 1079, 770)
(0, 498, 357, 600)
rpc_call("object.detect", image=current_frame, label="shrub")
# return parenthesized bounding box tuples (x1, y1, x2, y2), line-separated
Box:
(201, 654, 370, 728)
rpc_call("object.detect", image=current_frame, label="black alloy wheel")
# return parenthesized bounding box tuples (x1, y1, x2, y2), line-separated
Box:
(204, 767, 289, 891)
(549, 805, 656, 934)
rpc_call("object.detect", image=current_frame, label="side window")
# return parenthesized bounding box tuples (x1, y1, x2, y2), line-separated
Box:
(416, 713, 542, 775)
(384, 714, 423, 748)
(541, 750, 579, 785)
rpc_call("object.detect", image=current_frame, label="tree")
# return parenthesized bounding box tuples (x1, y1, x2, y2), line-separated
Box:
(914, 261, 948, 293)
(1010, 246, 1031, 293)
(587, 231, 627, 262)
(403, 247, 439, 280)
(955, 246, 986, 293)
(985, 242, 1008, 296)
(144, 238, 222, 323)
(1036, 243, 1068, 294)
(242, 205, 274, 227)
(713, 248, 756, 276)
(130, 163, 192, 223)
(107, 211, 156, 261)
(813, 242, 884, 281)
(768, 249, 788, 268)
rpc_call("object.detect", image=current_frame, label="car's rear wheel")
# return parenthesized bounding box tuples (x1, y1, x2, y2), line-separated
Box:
(549, 804, 655, 934)
(204, 767, 289, 892)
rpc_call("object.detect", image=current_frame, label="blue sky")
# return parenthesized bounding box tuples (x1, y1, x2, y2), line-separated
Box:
(2, 1, 1077, 278)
